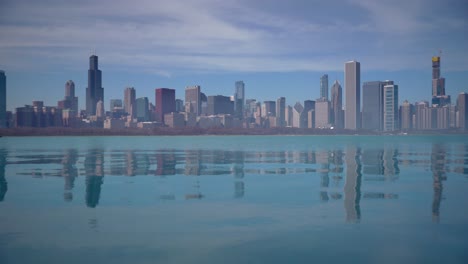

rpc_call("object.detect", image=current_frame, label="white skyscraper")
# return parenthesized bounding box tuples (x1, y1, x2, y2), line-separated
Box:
(345, 61, 361, 130)
(383, 84, 399, 131)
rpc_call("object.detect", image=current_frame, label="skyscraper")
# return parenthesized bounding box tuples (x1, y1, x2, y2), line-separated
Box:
(207, 95, 233, 116)
(262, 101, 276, 117)
(96, 100, 104, 119)
(320, 74, 329, 100)
(457, 92, 468, 130)
(124, 87, 136, 117)
(276, 97, 286, 127)
(431, 56, 450, 106)
(234, 81, 245, 119)
(362, 81, 383, 131)
(110, 99, 123, 111)
(345, 61, 360, 130)
(86, 55, 103, 116)
(59, 80, 78, 115)
(315, 99, 331, 128)
(383, 84, 399, 131)
(0, 71, 6, 128)
(331, 80, 343, 129)
(400, 100, 413, 130)
(185, 85, 201, 116)
(136, 97, 150, 122)
(155, 88, 175, 123)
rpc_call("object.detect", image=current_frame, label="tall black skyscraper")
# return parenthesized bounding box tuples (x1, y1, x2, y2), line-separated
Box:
(86, 55, 104, 116)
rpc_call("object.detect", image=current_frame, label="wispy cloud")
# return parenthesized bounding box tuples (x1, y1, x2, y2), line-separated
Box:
(0, 0, 467, 75)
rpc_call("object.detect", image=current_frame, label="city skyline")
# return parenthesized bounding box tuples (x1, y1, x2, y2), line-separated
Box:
(1, 0, 467, 111)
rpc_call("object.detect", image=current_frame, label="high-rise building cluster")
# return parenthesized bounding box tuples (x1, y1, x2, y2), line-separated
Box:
(2, 54, 468, 131)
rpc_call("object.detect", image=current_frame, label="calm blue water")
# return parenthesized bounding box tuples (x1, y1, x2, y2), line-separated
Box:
(1, 135, 468, 263)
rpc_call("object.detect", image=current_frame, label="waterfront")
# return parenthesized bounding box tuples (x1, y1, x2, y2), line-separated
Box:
(1, 135, 468, 263)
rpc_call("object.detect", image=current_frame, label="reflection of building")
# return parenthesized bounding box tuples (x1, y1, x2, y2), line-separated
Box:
(62, 149, 78, 202)
(234, 181, 244, 198)
(431, 144, 447, 223)
(84, 149, 104, 208)
(155, 151, 177, 176)
(344, 146, 362, 222)
(0, 149, 7, 202)
(361, 149, 384, 175)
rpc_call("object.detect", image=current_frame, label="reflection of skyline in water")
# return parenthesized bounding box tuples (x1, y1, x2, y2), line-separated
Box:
(1, 143, 467, 220)
(0, 149, 7, 202)
(431, 144, 447, 223)
(344, 146, 362, 222)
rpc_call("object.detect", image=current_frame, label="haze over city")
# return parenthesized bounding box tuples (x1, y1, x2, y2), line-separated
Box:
(1, 0, 467, 111)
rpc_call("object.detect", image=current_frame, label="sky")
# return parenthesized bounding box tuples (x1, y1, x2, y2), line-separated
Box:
(0, 0, 467, 111)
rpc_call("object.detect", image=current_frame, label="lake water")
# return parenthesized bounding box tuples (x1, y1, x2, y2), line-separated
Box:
(1, 135, 468, 263)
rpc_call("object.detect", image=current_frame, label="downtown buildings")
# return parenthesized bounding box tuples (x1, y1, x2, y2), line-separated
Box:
(5, 53, 468, 132)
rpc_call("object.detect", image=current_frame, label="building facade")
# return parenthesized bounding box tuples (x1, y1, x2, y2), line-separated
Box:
(124, 87, 136, 118)
(234, 81, 245, 119)
(458, 93, 468, 130)
(185, 86, 201, 116)
(362, 81, 383, 131)
(331, 80, 343, 129)
(345, 61, 361, 130)
(155, 88, 175, 123)
(276, 97, 286, 127)
(383, 84, 399, 131)
(320, 74, 329, 100)
(86, 55, 104, 116)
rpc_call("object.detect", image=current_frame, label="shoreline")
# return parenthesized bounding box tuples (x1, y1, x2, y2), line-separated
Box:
(1, 127, 466, 137)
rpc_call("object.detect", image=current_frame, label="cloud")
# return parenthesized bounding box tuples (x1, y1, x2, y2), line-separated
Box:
(0, 0, 467, 74)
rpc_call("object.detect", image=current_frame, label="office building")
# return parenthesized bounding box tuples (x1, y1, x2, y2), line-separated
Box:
(285, 105, 293, 127)
(155, 88, 175, 123)
(86, 55, 104, 116)
(362, 81, 383, 131)
(185, 85, 201, 116)
(234, 81, 245, 119)
(383, 84, 398, 131)
(124, 87, 136, 117)
(175, 99, 184, 113)
(207, 95, 233, 116)
(276, 97, 286, 127)
(331, 80, 343, 129)
(262, 101, 276, 117)
(315, 99, 331, 128)
(96, 100, 105, 119)
(110, 99, 123, 111)
(136, 97, 150, 122)
(345, 61, 361, 130)
(431, 56, 450, 106)
(320, 74, 329, 100)
(400, 100, 413, 130)
(0, 71, 6, 128)
(164, 112, 185, 128)
(458, 93, 468, 130)
(58, 80, 79, 116)
(292, 102, 303, 128)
